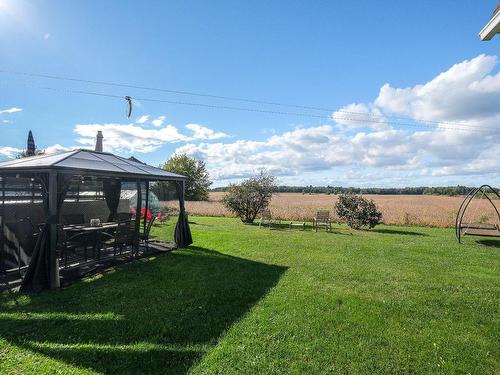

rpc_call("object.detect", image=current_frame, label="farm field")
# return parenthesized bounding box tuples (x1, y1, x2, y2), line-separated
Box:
(164, 192, 499, 228)
(1, 217, 498, 374)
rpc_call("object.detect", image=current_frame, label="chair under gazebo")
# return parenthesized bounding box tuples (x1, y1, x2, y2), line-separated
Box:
(0, 149, 192, 293)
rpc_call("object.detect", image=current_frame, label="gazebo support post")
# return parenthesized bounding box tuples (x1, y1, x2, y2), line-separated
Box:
(48, 171, 60, 289)
(143, 180, 149, 236)
(1, 174, 5, 275)
(133, 180, 142, 255)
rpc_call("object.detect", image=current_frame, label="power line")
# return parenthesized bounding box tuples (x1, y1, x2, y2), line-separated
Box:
(1, 78, 498, 134)
(0, 68, 496, 131)
(24, 84, 497, 134)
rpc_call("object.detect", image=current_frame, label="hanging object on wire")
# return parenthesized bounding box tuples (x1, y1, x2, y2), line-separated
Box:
(125, 96, 132, 118)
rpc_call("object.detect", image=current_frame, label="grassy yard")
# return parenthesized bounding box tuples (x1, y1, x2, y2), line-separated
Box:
(0, 217, 499, 374)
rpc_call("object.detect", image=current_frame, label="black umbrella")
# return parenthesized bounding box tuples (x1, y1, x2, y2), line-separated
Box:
(27, 130, 36, 156)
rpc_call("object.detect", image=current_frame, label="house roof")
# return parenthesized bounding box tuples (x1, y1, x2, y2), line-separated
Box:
(0, 149, 186, 181)
(479, 2, 500, 40)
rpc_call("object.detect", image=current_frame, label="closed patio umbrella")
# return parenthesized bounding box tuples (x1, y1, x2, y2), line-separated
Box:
(27, 130, 36, 156)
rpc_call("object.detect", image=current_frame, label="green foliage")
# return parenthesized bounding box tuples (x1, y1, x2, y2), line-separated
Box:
(161, 154, 211, 201)
(335, 193, 382, 229)
(212, 185, 484, 197)
(16, 149, 45, 159)
(222, 172, 276, 223)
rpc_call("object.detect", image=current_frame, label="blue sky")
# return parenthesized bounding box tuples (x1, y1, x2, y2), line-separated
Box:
(0, 0, 499, 187)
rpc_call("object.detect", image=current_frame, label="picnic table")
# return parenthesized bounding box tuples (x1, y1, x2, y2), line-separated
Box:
(63, 222, 120, 260)
(64, 222, 119, 232)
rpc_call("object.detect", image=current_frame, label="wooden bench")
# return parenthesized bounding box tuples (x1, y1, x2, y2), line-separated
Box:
(289, 221, 306, 230)
(461, 223, 500, 237)
(313, 210, 332, 232)
(259, 209, 280, 228)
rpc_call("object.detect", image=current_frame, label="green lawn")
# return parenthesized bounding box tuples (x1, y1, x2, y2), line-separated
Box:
(1, 217, 499, 374)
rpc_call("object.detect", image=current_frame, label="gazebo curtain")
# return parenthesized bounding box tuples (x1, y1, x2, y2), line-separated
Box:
(103, 179, 122, 221)
(20, 174, 72, 293)
(174, 181, 192, 248)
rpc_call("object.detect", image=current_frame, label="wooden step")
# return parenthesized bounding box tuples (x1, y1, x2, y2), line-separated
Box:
(461, 223, 498, 230)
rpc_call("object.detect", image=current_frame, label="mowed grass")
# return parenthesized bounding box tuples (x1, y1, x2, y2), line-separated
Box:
(0, 216, 499, 374)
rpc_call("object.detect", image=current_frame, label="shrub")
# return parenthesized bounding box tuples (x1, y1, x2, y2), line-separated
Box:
(335, 193, 382, 229)
(222, 172, 276, 224)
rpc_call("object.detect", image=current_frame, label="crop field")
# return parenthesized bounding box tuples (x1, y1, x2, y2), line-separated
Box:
(163, 192, 499, 228)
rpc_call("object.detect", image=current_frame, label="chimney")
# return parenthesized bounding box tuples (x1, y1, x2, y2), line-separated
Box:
(95, 131, 103, 152)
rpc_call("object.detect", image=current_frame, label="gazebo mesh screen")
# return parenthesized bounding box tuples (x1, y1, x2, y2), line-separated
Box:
(1, 175, 179, 277)
(1, 175, 46, 275)
(149, 180, 179, 243)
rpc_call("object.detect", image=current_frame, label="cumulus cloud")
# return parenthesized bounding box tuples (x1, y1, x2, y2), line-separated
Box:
(185, 123, 229, 140)
(176, 54, 500, 184)
(74, 123, 188, 153)
(374, 54, 500, 122)
(73, 121, 228, 153)
(136, 115, 149, 124)
(152, 116, 165, 127)
(0, 147, 22, 158)
(332, 103, 389, 131)
(0, 107, 22, 114)
(44, 144, 72, 154)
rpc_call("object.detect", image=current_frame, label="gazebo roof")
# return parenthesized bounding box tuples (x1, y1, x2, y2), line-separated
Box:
(0, 149, 186, 181)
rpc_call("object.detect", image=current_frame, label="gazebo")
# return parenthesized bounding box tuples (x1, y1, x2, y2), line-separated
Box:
(0, 149, 192, 292)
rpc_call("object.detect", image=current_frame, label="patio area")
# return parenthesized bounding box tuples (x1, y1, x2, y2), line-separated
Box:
(0, 149, 192, 293)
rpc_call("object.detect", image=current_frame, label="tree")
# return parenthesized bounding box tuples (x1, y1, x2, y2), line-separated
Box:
(335, 193, 382, 229)
(161, 154, 211, 201)
(222, 172, 276, 224)
(16, 149, 45, 159)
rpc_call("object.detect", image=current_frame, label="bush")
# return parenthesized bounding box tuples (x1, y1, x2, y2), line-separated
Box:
(222, 172, 276, 224)
(335, 193, 382, 229)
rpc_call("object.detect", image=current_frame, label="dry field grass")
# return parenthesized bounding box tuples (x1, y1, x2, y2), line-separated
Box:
(163, 192, 499, 228)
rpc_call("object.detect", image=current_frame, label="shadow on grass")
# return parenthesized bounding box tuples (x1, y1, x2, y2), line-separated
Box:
(253, 223, 354, 236)
(371, 228, 428, 237)
(0, 247, 287, 374)
(476, 239, 500, 248)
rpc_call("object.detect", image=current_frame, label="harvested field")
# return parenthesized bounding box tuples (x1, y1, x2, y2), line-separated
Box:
(163, 192, 499, 228)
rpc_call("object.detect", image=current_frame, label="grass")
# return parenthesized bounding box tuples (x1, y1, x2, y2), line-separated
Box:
(1, 216, 499, 374)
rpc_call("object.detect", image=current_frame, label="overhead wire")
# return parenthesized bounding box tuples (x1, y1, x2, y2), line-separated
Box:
(1, 68, 497, 130)
(0, 72, 498, 134)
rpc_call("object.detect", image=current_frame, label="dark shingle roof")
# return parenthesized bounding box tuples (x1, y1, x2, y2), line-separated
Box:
(0, 149, 185, 181)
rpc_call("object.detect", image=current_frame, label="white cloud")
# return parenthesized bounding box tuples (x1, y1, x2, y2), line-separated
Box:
(136, 115, 149, 124)
(2, 120, 11, 124)
(0, 107, 22, 114)
(152, 116, 165, 127)
(176, 54, 500, 184)
(374, 54, 500, 122)
(74, 123, 188, 153)
(44, 144, 72, 154)
(185, 123, 229, 140)
(73, 121, 228, 153)
(332, 103, 389, 131)
(0, 147, 22, 158)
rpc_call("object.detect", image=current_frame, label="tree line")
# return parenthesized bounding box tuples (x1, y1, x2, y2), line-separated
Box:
(213, 185, 481, 196)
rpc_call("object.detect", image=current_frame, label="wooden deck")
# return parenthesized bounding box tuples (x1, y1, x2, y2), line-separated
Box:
(0, 241, 177, 292)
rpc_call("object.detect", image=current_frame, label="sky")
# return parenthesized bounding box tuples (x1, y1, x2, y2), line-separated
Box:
(0, 0, 499, 187)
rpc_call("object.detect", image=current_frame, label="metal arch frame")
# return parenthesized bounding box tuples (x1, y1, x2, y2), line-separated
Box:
(455, 184, 500, 243)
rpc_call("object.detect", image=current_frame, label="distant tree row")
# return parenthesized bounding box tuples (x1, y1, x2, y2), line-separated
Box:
(212, 185, 482, 196)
